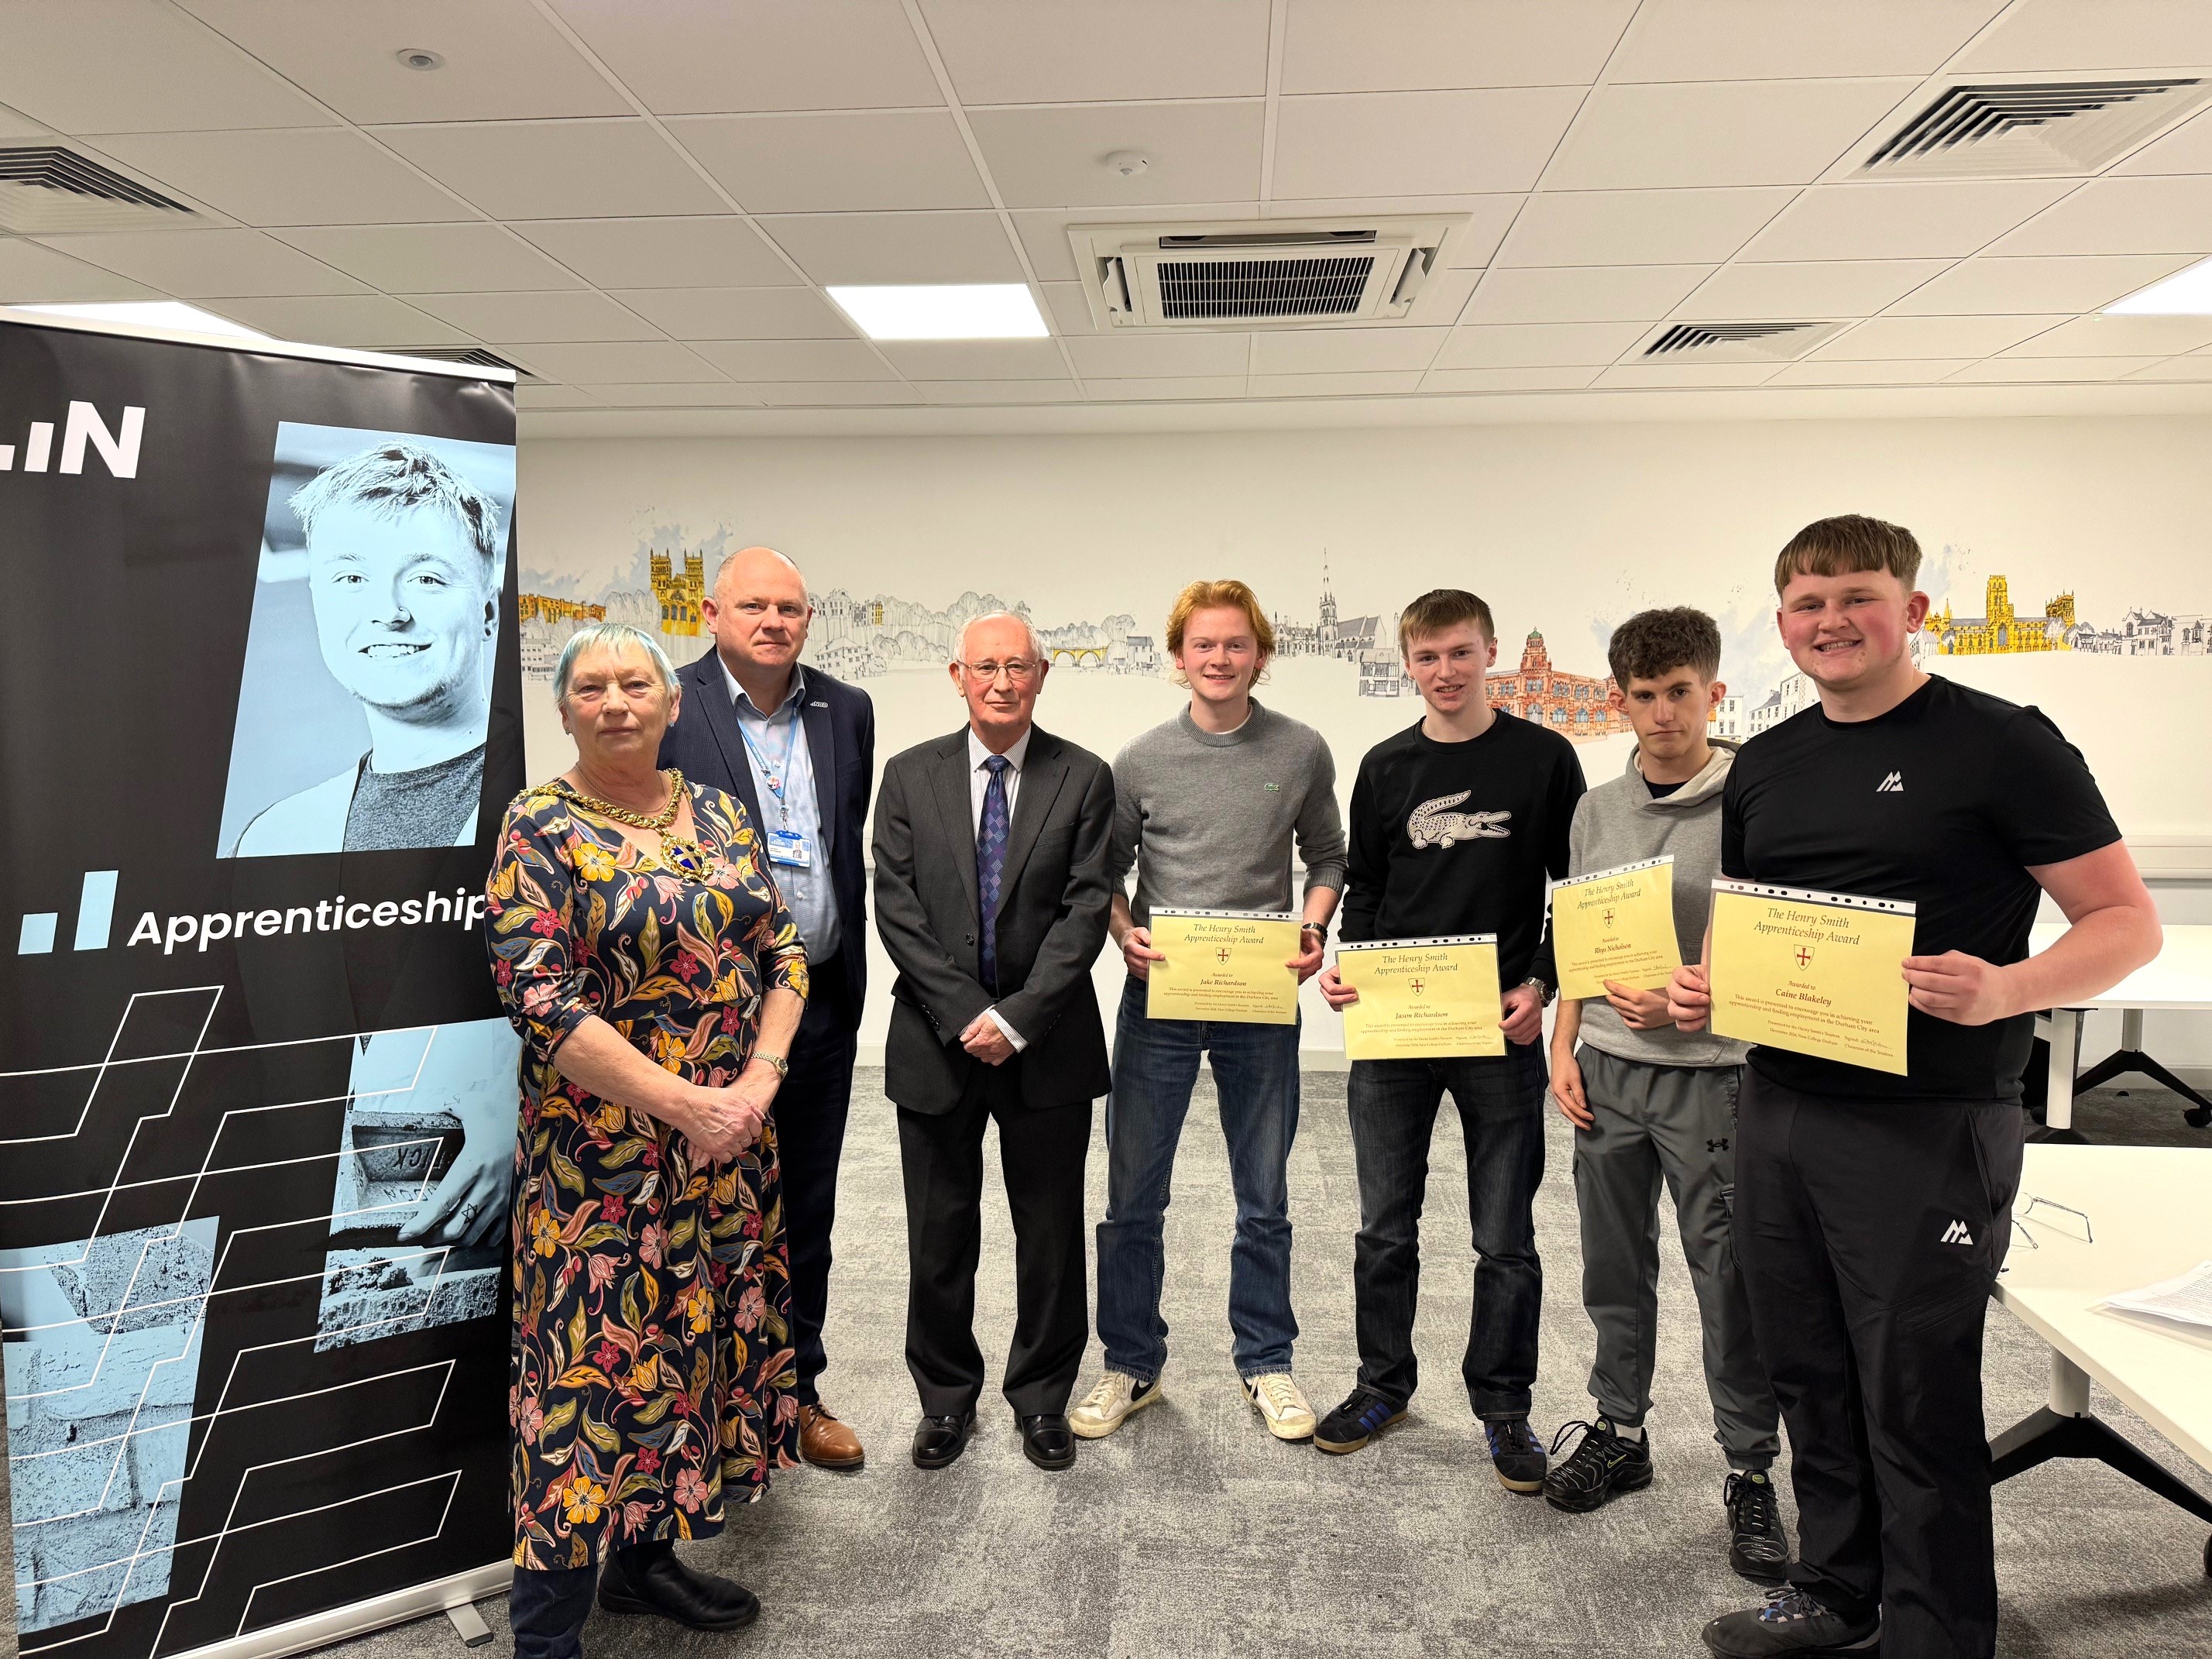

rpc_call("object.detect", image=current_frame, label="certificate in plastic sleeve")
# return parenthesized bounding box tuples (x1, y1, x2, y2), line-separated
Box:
(1146, 908, 1303, 1025)
(1336, 935, 1505, 1060)
(1550, 855, 1682, 1003)
(1709, 880, 1917, 1076)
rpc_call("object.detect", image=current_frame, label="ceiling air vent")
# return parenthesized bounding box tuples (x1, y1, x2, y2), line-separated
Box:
(390, 346, 535, 377)
(0, 146, 193, 234)
(1641, 321, 1843, 362)
(1070, 215, 1464, 330)
(1859, 78, 2212, 179)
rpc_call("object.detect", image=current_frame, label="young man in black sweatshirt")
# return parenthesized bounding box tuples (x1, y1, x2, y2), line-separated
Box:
(1316, 589, 1585, 1492)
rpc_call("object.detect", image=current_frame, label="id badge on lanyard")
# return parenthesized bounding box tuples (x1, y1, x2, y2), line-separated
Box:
(765, 826, 812, 868)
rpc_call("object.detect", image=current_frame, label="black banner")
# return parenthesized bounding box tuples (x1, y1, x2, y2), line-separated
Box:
(1, 316, 524, 1657)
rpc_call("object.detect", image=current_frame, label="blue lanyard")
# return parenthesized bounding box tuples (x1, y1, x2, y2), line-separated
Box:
(737, 697, 802, 816)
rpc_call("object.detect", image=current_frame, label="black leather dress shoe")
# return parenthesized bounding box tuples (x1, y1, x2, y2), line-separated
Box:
(911, 1411, 976, 1468)
(597, 1540, 759, 1631)
(1019, 1412, 1077, 1471)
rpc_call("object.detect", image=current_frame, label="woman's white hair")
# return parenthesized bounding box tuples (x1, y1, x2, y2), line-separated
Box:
(553, 622, 678, 704)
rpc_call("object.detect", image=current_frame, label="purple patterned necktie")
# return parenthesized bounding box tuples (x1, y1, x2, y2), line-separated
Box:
(977, 754, 1011, 994)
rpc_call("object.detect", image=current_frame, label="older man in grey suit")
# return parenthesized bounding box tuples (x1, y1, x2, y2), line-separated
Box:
(872, 612, 1115, 1473)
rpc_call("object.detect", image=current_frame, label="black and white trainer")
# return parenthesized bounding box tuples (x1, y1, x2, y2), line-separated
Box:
(1541, 1417, 1654, 1513)
(1726, 1470, 1791, 1584)
(1702, 1586, 1879, 1657)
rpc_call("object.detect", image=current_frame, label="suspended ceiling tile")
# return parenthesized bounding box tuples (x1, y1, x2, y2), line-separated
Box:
(2126, 356, 2212, 380)
(546, 0, 943, 114)
(0, 239, 161, 304)
(1248, 327, 1451, 374)
(1063, 331, 1253, 377)
(691, 338, 900, 381)
(514, 218, 797, 289)
(1987, 174, 2212, 256)
(1496, 187, 1796, 268)
(611, 287, 854, 340)
(919, 0, 1269, 103)
(1593, 361, 1784, 387)
(1761, 358, 1981, 386)
(1887, 253, 2200, 315)
(1547, 79, 1922, 191)
(181, 0, 630, 122)
(1039, 280, 1099, 334)
(573, 383, 771, 407)
(1678, 259, 1953, 320)
(508, 341, 726, 383)
(0, 0, 333, 133)
(376, 119, 728, 220)
(1999, 312, 2212, 356)
(1432, 321, 1648, 367)
(1741, 179, 2073, 260)
(1272, 88, 1587, 198)
(1952, 0, 2212, 72)
(1610, 0, 2007, 81)
(874, 338, 1069, 380)
(1279, 0, 1635, 94)
(1947, 356, 2169, 382)
(278, 223, 588, 292)
(515, 381, 600, 409)
(1808, 312, 2073, 359)
(82, 129, 470, 227)
(1464, 264, 1713, 325)
(1249, 369, 1428, 396)
(759, 211, 1024, 283)
(199, 293, 472, 349)
(970, 101, 1266, 210)
(917, 379, 1082, 404)
(2109, 107, 2212, 176)
(751, 381, 923, 405)
(669, 112, 989, 214)
(1420, 366, 1606, 393)
(1084, 375, 1248, 399)
(407, 290, 665, 344)
(35, 228, 365, 297)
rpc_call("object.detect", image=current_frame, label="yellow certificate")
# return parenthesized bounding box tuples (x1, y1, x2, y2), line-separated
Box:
(1551, 856, 1683, 1003)
(1146, 908, 1303, 1025)
(1336, 935, 1505, 1060)
(1709, 880, 1918, 1076)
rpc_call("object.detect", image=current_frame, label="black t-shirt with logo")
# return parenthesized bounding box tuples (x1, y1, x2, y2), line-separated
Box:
(1341, 712, 1585, 988)
(1721, 675, 2121, 1102)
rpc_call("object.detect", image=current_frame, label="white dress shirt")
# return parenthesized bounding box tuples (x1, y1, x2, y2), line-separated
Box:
(967, 725, 1033, 1051)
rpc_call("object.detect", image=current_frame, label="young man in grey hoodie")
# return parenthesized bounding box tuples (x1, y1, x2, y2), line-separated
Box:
(1544, 607, 1789, 1585)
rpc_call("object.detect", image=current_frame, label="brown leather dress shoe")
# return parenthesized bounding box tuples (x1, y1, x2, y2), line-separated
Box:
(799, 1403, 866, 1469)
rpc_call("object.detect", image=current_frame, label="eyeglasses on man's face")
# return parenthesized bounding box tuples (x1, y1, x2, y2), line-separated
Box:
(959, 658, 1042, 685)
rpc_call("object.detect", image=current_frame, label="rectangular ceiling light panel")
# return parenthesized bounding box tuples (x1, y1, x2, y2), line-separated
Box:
(6, 301, 267, 340)
(2107, 255, 2212, 315)
(826, 284, 1047, 340)
(1860, 79, 2212, 180)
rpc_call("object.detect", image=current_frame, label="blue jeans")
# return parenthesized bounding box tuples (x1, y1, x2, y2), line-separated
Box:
(1347, 1045, 1547, 1419)
(1095, 975, 1301, 1382)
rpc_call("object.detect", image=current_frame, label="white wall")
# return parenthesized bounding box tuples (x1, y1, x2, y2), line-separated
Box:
(517, 414, 2212, 1080)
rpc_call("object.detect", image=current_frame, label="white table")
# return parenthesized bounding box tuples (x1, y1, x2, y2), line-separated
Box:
(2029, 922, 2212, 1135)
(1991, 1143, 2212, 1575)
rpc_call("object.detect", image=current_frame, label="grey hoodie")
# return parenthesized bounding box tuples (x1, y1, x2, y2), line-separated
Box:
(1563, 738, 1748, 1069)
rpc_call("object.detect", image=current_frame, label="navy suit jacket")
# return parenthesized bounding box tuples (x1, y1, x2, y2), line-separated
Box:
(658, 651, 874, 1024)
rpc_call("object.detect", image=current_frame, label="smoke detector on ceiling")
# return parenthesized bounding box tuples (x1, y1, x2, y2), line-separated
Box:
(1640, 321, 1846, 362)
(1069, 215, 1464, 330)
(0, 146, 194, 235)
(1859, 77, 2212, 179)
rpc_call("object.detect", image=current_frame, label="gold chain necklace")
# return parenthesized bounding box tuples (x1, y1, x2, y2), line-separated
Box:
(555, 771, 712, 878)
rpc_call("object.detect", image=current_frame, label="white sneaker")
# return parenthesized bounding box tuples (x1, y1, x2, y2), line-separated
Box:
(1243, 1372, 1317, 1441)
(1069, 1370, 1163, 1439)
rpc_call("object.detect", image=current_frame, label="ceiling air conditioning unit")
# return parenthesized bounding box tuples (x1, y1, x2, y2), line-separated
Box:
(1857, 77, 2212, 179)
(1637, 321, 1847, 362)
(1069, 215, 1462, 331)
(0, 145, 194, 234)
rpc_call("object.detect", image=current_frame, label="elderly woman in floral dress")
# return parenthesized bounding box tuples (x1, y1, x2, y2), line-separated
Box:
(486, 622, 805, 1659)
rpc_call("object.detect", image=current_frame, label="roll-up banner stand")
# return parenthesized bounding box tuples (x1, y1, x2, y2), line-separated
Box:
(0, 311, 524, 1659)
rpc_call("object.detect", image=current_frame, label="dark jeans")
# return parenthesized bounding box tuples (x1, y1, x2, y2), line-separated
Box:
(1095, 975, 1302, 1382)
(508, 1540, 665, 1659)
(1736, 1070, 2022, 1659)
(780, 951, 858, 1405)
(1346, 1043, 1547, 1419)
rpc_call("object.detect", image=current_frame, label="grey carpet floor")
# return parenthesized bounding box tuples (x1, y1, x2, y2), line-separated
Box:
(7, 1080, 2210, 1659)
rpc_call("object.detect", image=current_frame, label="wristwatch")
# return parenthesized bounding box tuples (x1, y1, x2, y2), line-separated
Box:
(1519, 975, 1556, 1007)
(752, 1052, 790, 1080)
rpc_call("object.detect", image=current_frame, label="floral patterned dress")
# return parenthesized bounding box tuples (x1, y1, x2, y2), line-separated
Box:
(486, 780, 808, 1571)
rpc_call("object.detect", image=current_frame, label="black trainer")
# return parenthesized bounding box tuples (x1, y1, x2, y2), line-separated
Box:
(1541, 1417, 1653, 1513)
(1726, 1470, 1791, 1584)
(1484, 1415, 1547, 1493)
(1314, 1386, 1407, 1455)
(1702, 1586, 1878, 1657)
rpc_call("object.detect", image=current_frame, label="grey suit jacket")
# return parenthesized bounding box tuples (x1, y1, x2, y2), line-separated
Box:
(871, 724, 1115, 1115)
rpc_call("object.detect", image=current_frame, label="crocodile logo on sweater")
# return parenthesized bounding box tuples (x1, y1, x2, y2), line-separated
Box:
(1407, 791, 1512, 850)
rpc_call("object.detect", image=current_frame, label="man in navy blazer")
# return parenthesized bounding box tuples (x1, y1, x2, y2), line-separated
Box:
(658, 545, 875, 1468)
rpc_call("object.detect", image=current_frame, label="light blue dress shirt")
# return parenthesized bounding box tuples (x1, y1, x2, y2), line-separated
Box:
(723, 660, 842, 963)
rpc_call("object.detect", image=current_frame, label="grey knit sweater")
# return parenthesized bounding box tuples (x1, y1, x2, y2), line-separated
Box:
(1108, 700, 1348, 926)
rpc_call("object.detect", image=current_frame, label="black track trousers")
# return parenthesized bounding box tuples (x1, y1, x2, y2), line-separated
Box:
(1734, 1070, 2024, 1659)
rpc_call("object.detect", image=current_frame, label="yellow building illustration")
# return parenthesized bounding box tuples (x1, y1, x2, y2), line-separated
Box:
(649, 548, 706, 636)
(1929, 575, 2074, 654)
(517, 594, 605, 625)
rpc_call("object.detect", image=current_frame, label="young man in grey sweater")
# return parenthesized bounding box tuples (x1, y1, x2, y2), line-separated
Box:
(1544, 607, 1789, 1583)
(1070, 579, 1345, 1444)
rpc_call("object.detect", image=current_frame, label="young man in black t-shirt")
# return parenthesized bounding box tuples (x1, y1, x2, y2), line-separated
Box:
(1670, 517, 2159, 1659)
(1316, 589, 1585, 1492)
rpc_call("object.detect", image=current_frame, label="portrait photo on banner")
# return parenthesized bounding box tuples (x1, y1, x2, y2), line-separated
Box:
(217, 421, 516, 860)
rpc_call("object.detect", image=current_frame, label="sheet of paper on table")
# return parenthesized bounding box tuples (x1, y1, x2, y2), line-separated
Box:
(2100, 1259, 2212, 1330)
